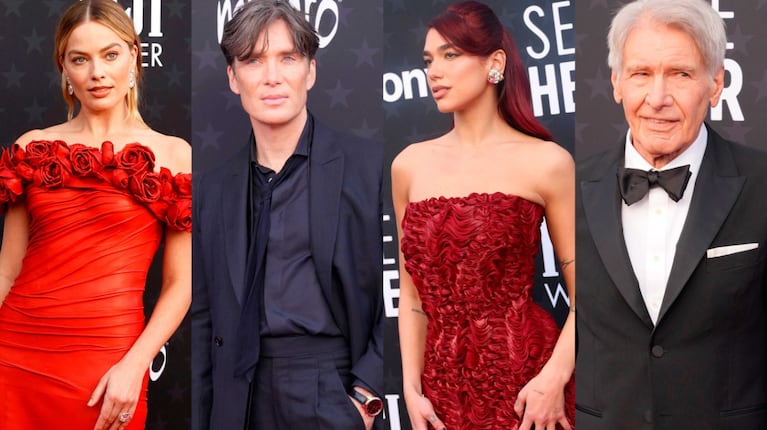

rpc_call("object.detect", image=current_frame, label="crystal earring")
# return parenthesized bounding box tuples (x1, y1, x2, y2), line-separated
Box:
(488, 68, 504, 85)
(129, 69, 136, 89)
(66, 76, 74, 95)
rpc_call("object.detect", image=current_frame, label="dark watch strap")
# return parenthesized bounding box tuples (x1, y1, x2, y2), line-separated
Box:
(350, 389, 384, 416)
(350, 389, 369, 405)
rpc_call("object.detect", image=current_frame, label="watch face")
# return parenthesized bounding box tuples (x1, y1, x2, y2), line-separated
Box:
(365, 398, 384, 416)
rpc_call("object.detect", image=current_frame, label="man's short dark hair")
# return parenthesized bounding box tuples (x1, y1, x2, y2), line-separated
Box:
(220, 0, 320, 66)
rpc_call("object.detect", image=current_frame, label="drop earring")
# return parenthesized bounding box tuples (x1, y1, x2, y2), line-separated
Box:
(66, 76, 73, 95)
(128, 69, 136, 89)
(488, 68, 504, 85)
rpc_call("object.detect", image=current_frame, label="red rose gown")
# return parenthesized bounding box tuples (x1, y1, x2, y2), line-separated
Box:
(401, 192, 575, 429)
(0, 141, 191, 429)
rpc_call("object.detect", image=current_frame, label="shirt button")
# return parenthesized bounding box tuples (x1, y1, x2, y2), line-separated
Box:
(655, 208, 662, 215)
(214, 336, 224, 347)
(651, 345, 664, 357)
(652, 255, 660, 262)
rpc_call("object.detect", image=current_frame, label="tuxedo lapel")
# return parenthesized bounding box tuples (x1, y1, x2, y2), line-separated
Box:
(309, 124, 343, 306)
(658, 129, 744, 324)
(581, 147, 653, 327)
(220, 140, 251, 305)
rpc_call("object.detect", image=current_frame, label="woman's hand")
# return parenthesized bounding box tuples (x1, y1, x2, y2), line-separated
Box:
(404, 391, 446, 430)
(88, 359, 146, 430)
(514, 369, 571, 430)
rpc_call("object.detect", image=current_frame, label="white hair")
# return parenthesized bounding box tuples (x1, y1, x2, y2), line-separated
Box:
(607, 0, 726, 77)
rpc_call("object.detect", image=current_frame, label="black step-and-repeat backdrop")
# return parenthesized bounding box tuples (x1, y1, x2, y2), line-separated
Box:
(576, 0, 767, 158)
(0, 1, 191, 428)
(382, 1, 574, 429)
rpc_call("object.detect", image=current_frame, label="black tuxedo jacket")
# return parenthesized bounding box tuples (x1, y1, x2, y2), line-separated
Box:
(576, 126, 767, 429)
(191, 119, 384, 430)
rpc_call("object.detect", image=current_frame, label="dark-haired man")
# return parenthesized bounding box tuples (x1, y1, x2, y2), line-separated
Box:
(192, 1, 383, 429)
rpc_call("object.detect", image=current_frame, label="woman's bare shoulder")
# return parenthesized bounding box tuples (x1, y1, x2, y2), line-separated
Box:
(515, 138, 573, 173)
(139, 129, 191, 174)
(13, 123, 72, 148)
(393, 135, 449, 167)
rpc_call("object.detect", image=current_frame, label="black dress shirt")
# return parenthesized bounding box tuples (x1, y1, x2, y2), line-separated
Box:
(248, 114, 341, 337)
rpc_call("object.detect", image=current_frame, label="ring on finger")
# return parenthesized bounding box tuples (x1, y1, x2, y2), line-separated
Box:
(118, 411, 132, 423)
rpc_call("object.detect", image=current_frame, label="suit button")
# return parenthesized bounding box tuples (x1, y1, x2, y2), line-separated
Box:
(214, 336, 224, 347)
(644, 410, 653, 423)
(651, 345, 664, 357)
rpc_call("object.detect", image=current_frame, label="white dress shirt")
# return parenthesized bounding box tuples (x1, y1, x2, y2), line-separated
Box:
(621, 124, 707, 324)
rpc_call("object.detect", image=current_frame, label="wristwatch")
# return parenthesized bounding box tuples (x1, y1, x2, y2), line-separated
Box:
(350, 388, 384, 417)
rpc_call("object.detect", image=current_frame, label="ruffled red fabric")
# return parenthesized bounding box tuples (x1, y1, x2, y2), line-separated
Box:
(0, 140, 191, 231)
(0, 141, 190, 429)
(401, 192, 575, 429)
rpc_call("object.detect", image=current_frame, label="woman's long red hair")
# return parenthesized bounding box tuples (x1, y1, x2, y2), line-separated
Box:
(429, 1, 553, 141)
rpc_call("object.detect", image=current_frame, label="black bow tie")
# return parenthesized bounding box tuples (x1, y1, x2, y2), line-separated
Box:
(617, 165, 691, 205)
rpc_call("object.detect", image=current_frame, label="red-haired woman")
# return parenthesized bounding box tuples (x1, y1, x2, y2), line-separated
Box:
(392, 2, 575, 429)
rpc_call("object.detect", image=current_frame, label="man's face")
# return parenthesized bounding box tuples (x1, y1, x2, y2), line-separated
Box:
(611, 20, 724, 167)
(227, 19, 316, 129)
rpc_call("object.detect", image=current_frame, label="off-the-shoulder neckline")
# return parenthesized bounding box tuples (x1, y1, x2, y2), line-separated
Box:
(16, 140, 190, 176)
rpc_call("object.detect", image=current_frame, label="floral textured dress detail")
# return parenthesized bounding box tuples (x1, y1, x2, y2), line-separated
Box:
(401, 192, 575, 429)
(0, 141, 191, 430)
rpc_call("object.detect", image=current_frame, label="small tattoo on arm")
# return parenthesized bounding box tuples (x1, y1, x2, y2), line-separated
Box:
(412, 308, 427, 317)
(560, 258, 574, 269)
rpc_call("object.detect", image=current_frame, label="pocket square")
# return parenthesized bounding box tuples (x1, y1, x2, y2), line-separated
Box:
(706, 243, 759, 258)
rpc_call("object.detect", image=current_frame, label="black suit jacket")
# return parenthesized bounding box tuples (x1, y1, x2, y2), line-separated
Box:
(191, 119, 384, 430)
(576, 126, 767, 429)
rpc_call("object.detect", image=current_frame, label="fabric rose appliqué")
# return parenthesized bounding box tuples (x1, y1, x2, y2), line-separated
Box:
(164, 173, 192, 232)
(0, 150, 23, 210)
(23, 140, 68, 167)
(31, 142, 72, 188)
(115, 143, 155, 174)
(129, 167, 173, 204)
(1, 140, 192, 230)
(69, 144, 104, 177)
(165, 198, 191, 232)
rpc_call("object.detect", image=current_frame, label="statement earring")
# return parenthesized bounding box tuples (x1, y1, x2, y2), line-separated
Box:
(66, 76, 73, 95)
(128, 69, 136, 89)
(488, 68, 504, 85)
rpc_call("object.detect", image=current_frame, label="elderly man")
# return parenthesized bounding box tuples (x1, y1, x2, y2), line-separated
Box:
(576, 0, 767, 428)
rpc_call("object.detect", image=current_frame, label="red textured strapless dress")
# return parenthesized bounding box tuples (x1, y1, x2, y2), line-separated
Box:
(401, 192, 574, 429)
(0, 140, 191, 429)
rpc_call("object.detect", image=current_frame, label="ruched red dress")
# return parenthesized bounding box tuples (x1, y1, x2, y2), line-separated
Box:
(0, 140, 191, 429)
(401, 192, 575, 429)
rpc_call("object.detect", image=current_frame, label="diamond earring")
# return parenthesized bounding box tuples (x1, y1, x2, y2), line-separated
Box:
(488, 68, 504, 85)
(66, 76, 73, 95)
(128, 69, 136, 89)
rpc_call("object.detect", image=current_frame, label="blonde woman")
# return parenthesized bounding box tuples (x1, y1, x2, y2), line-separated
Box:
(0, 1, 191, 428)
